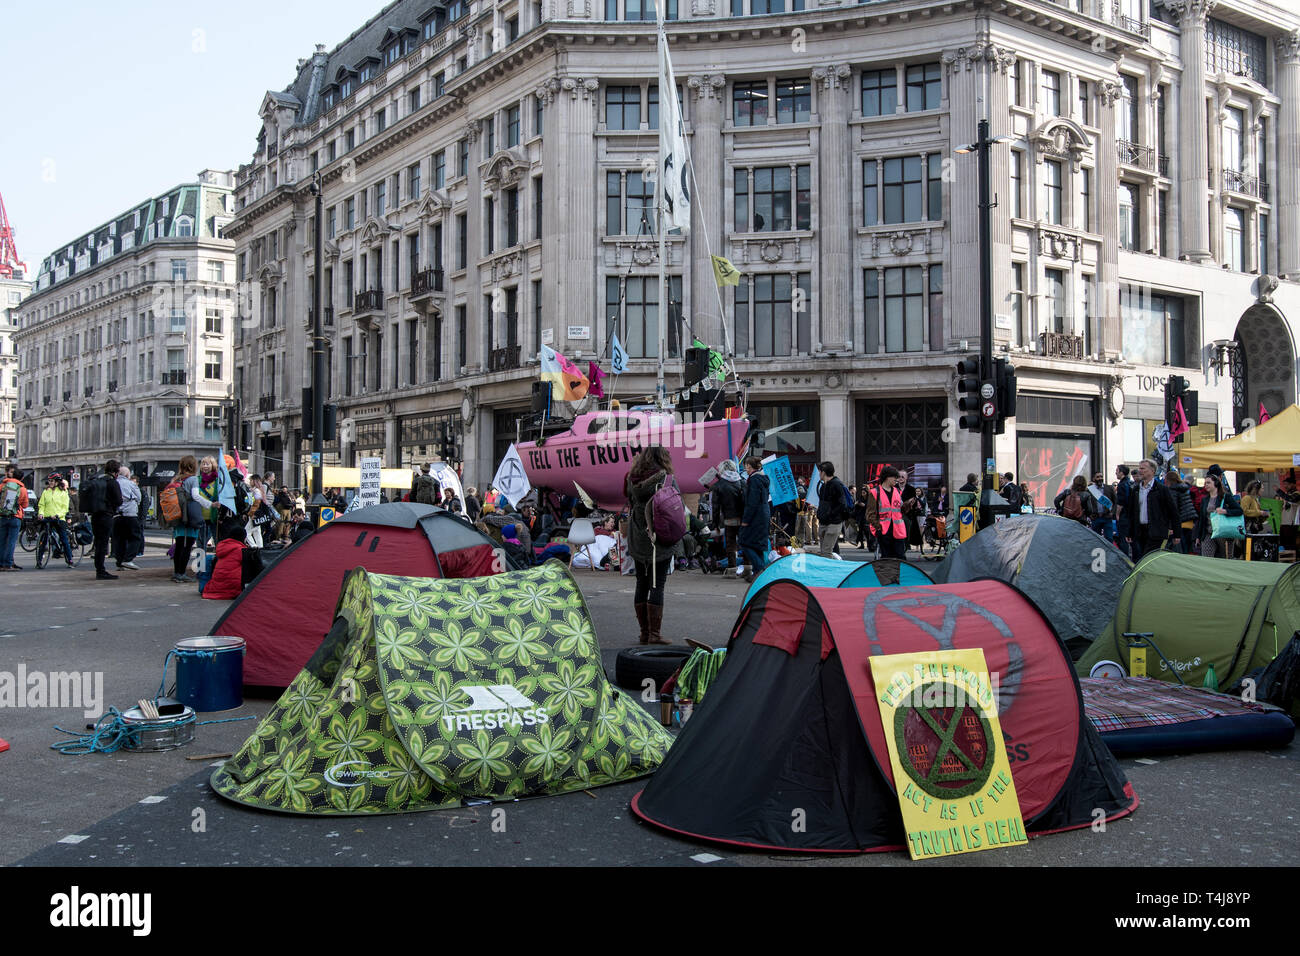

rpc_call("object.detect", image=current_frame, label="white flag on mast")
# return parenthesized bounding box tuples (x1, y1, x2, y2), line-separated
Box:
(658, 32, 691, 235)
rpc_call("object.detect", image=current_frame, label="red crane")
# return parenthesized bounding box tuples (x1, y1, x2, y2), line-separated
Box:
(0, 191, 23, 278)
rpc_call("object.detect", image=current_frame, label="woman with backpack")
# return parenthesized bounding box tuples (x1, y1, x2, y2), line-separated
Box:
(625, 446, 679, 645)
(1199, 472, 1242, 559)
(169, 456, 202, 583)
(1054, 475, 1098, 526)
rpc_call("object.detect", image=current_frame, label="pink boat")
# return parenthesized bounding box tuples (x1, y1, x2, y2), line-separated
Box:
(518, 410, 750, 510)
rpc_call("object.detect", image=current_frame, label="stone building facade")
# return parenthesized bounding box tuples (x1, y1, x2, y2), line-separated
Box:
(12, 172, 237, 487)
(227, 0, 1300, 503)
(1, 271, 30, 461)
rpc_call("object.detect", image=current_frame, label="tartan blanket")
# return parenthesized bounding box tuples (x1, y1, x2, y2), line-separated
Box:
(1081, 677, 1270, 734)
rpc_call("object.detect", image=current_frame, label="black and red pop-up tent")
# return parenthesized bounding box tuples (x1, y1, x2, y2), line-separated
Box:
(211, 503, 513, 689)
(631, 579, 1138, 853)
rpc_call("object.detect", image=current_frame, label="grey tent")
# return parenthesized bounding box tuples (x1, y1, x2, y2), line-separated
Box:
(931, 514, 1132, 651)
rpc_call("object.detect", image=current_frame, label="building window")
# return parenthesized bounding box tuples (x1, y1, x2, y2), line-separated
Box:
(863, 161, 878, 226)
(485, 196, 495, 253)
(507, 105, 521, 147)
(605, 0, 678, 20)
(734, 165, 810, 232)
(204, 308, 223, 334)
(1042, 70, 1061, 117)
(435, 71, 446, 97)
(606, 275, 682, 358)
(409, 87, 421, 113)
(206, 260, 225, 282)
(171, 259, 187, 281)
(456, 213, 468, 269)
(345, 198, 355, 230)
(1222, 106, 1244, 173)
(1157, 189, 1169, 257)
(1077, 79, 1089, 125)
(861, 68, 897, 117)
(1117, 75, 1138, 145)
(533, 177, 543, 240)
(170, 309, 186, 333)
(327, 207, 337, 239)
(1225, 207, 1245, 271)
(878, 266, 923, 353)
(1205, 17, 1266, 85)
(606, 86, 641, 130)
(1118, 183, 1140, 251)
(434, 150, 446, 189)
(458, 138, 469, 177)
(346, 128, 355, 152)
(1010, 262, 1026, 346)
(375, 108, 386, 134)
(1010, 151, 1023, 218)
(905, 63, 941, 112)
(733, 81, 768, 127)
(485, 116, 496, 156)
(1043, 160, 1063, 226)
(457, 304, 467, 369)
(344, 337, 353, 396)
(734, 273, 810, 357)
(1080, 167, 1091, 232)
(775, 78, 810, 124)
(731, 0, 803, 12)
(203, 405, 222, 441)
(1045, 269, 1067, 334)
(166, 406, 185, 440)
(408, 162, 421, 200)
(1008, 58, 1022, 107)
(1121, 286, 1188, 367)
(1259, 212, 1269, 275)
(607, 171, 656, 236)
(534, 92, 544, 137)
(506, 188, 520, 247)
(375, 180, 386, 217)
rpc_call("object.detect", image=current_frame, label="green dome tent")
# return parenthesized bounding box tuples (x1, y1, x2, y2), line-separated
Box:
(1077, 552, 1300, 689)
(931, 514, 1132, 650)
(212, 562, 673, 814)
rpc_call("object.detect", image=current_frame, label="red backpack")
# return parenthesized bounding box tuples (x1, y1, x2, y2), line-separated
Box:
(1063, 492, 1085, 521)
(647, 476, 687, 547)
(159, 480, 184, 526)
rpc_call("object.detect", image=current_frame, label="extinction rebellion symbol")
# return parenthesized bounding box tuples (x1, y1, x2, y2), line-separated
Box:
(893, 680, 994, 800)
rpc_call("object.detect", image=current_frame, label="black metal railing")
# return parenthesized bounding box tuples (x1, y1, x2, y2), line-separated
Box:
(83, 386, 93, 398)
(411, 268, 445, 297)
(161, 370, 187, 385)
(1158, 154, 1169, 177)
(62, 390, 72, 401)
(1116, 16, 1149, 39)
(1117, 140, 1155, 170)
(1223, 169, 1269, 200)
(258, 395, 276, 413)
(42, 395, 50, 406)
(489, 344, 522, 372)
(308, 307, 335, 326)
(1039, 331, 1085, 361)
(108, 381, 118, 393)
(24, 399, 32, 409)
(354, 289, 385, 313)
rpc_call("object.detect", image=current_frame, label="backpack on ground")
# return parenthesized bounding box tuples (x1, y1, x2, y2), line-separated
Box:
(413, 474, 437, 505)
(0, 479, 21, 518)
(648, 476, 687, 547)
(159, 480, 184, 526)
(1063, 492, 1085, 521)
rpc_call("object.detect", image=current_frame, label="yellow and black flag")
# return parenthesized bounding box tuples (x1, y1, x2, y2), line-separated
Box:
(711, 255, 741, 287)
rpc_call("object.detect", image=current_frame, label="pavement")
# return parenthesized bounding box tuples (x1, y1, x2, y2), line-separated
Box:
(0, 539, 1295, 868)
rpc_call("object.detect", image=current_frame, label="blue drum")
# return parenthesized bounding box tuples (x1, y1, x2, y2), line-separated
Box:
(174, 636, 246, 712)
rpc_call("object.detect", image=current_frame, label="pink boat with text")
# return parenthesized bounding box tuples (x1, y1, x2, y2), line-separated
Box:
(518, 410, 749, 510)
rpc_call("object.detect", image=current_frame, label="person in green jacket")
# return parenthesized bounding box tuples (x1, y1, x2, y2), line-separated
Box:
(37, 475, 75, 567)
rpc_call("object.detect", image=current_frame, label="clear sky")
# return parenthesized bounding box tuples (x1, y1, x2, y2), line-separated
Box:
(0, 0, 382, 274)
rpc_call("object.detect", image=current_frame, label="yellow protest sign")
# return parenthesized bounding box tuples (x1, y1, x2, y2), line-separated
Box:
(869, 648, 1028, 860)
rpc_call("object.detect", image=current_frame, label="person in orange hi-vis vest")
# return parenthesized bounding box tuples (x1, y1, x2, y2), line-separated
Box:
(865, 466, 909, 560)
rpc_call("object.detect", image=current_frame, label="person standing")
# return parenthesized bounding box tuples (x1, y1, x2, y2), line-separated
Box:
(999, 472, 1023, 512)
(0, 464, 30, 571)
(866, 467, 909, 559)
(1088, 473, 1115, 540)
(464, 486, 482, 523)
(738, 456, 771, 582)
(1055, 475, 1099, 527)
(1277, 473, 1299, 553)
(1165, 469, 1198, 553)
(815, 461, 849, 557)
(171, 456, 202, 583)
(711, 460, 745, 575)
(625, 446, 677, 645)
(1113, 464, 1133, 556)
(852, 483, 870, 549)
(244, 474, 267, 549)
(1125, 459, 1177, 562)
(113, 466, 142, 571)
(1240, 480, 1267, 535)
(82, 460, 123, 580)
(37, 475, 75, 567)
(1198, 472, 1242, 559)
(899, 469, 923, 547)
(959, 473, 978, 493)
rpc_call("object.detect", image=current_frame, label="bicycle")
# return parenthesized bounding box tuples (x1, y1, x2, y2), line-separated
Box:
(18, 513, 40, 552)
(920, 513, 950, 561)
(36, 517, 85, 569)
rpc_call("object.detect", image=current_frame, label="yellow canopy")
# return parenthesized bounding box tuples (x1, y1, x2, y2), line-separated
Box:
(301, 465, 414, 489)
(1178, 404, 1300, 472)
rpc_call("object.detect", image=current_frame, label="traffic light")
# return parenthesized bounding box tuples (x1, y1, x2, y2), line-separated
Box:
(1164, 375, 1191, 441)
(956, 359, 985, 432)
(323, 404, 338, 441)
(993, 358, 1017, 435)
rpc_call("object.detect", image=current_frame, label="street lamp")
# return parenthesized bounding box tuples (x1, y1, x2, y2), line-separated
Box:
(308, 172, 328, 523)
(954, 121, 1015, 528)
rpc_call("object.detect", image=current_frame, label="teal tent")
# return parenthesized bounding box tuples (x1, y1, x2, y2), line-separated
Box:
(742, 555, 931, 607)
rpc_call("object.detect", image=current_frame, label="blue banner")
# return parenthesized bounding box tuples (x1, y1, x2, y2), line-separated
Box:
(762, 455, 797, 506)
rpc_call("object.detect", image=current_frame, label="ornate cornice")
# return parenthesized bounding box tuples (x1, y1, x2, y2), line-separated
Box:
(559, 75, 600, 101)
(534, 77, 561, 107)
(1098, 78, 1124, 106)
(811, 64, 852, 91)
(1031, 118, 1093, 171)
(942, 42, 1015, 77)
(687, 74, 726, 101)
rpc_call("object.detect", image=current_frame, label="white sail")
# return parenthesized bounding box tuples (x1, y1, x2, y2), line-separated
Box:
(658, 28, 691, 235)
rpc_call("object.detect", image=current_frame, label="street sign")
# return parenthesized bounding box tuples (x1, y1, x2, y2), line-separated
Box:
(980, 383, 995, 399)
(319, 506, 336, 527)
(310, 453, 322, 466)
(981, 401, 996, 419)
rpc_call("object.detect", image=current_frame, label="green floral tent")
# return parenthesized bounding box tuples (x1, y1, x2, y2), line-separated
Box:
(211, 562, 673, 814)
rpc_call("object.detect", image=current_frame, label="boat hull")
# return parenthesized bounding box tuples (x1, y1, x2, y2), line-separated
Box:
(518, 413, 749, 510)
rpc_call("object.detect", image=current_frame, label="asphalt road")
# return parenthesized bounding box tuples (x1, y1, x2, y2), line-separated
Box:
(1, 540, 1296, 868)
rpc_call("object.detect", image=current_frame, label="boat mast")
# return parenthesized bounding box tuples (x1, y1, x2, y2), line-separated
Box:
(655, 1, 668, 412)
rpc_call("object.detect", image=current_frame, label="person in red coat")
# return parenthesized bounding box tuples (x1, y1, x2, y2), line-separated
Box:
(203, 526, 249, 600)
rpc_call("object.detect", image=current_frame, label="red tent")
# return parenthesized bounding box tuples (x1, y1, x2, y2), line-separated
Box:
(211, 504, 510, 688)
(632, 579, 1138, 852)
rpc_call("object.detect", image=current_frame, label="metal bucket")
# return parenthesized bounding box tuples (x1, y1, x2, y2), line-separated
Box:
(174, 636, 246, 712)
(121, 705, 196, 752)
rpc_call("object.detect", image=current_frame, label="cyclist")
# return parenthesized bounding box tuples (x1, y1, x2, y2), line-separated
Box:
(0, 464, 30, 571)
(38, 474, 75, 567)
